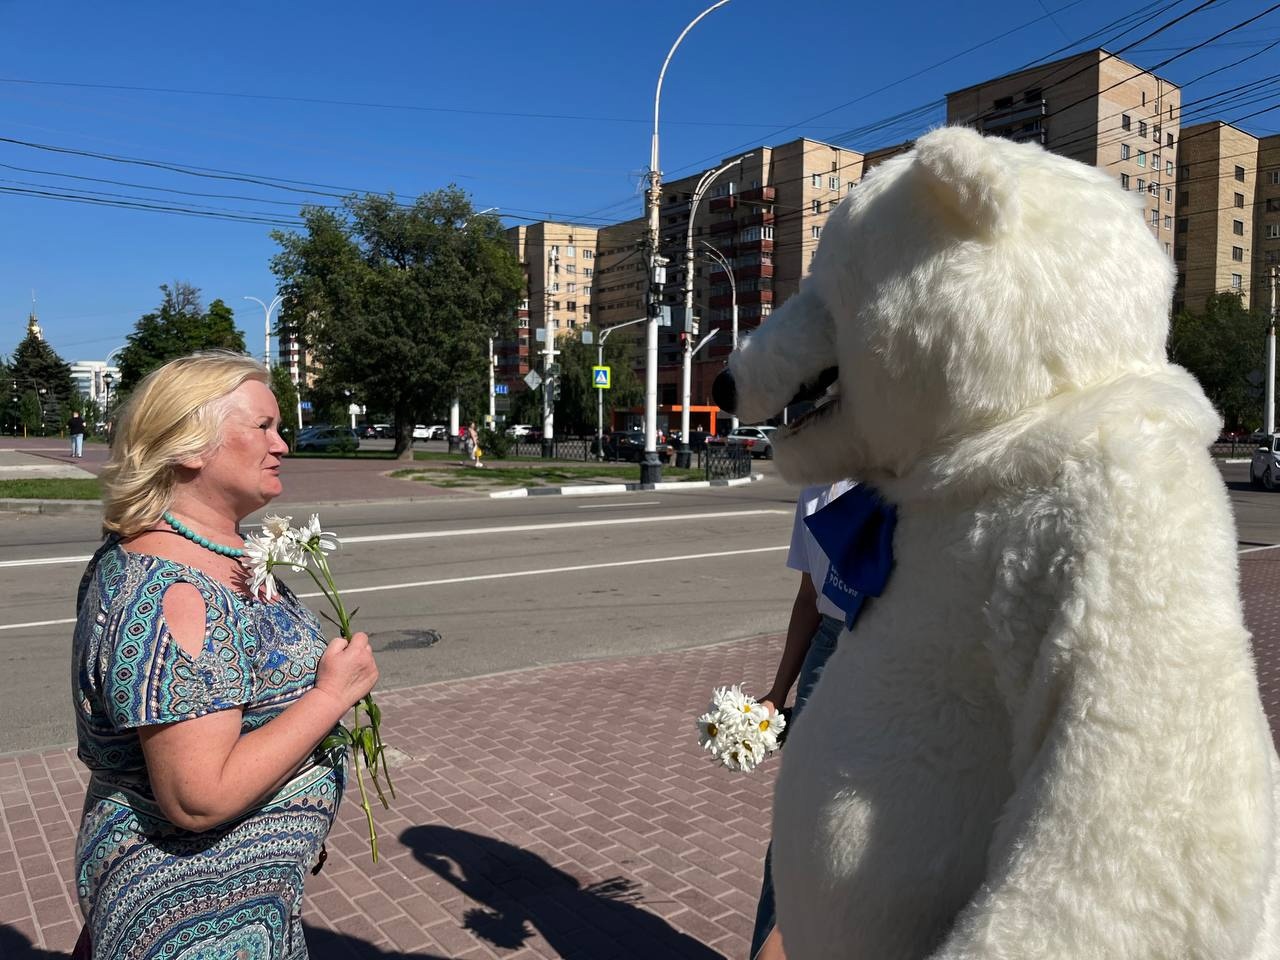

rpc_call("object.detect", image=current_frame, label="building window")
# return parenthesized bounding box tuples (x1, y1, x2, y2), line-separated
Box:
(1153, 153, 1160, 168)
(1267, 224, 1280, 239)
(1269, 171, 1280, 185)
(564, 264, 576, 275)
(1235, 165, 1246, 182)
(583, 285, 592, 296)
(1232, 246, 1244, 262)
(1121, 114, 1131, 130)
(567, 282, 576, 293)
(1153, 123, 1161, 142)
(1165, 242, 1171, 254)
(1137, 178, 1145, 193)
(549, 245, 559, 256)
(811, 199, 821, 214)
(994, 96, 1013, 109)
(1164, 215, 1171, 230)
(583, 249, 594, 260)
(1147, 181, 1158, 196)
(1165, 188, 1172, 203)
(565, 244, 575, 258)
(584, 267, 593, 278)
(1236, 192, 1245, 208)
(829, 176, 840, 190)
(811, 174, 821, 188)
(1121, 143, 1131, 161)
(1232, 274, 1242, 289)
(552, 300, 561, 311)
(1165, 161, 1173, 176)
(811, 226, 822, 239)
(1268, 198, 1280, 213)
(550, 282, 560, 293)
(1233, 220, 1244, 235)
(1120, 173, 1130, 190)
(1138, 150, 1147, 168)
(1151, 210, 1159, 226)
(1139, 120, 1147, 137)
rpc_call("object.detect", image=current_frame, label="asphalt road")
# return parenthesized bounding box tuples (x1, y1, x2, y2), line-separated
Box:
(0, 480, 803, 752)
(2, 462, 1275, 755)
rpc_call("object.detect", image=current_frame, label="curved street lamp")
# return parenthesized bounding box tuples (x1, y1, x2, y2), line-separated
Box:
(244, 294, 285, 369)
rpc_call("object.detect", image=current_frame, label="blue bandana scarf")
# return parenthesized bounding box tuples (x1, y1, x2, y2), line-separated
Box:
(803, 485, 897, 628)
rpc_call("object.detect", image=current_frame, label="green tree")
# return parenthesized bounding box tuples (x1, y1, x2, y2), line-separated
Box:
(1168, 292, 1269, 431)
(116, 283, 248, 391)
(269, 364, 302, 449)
(18, 390, 42, 436)
(9, 321, 76, 435)
(548, 330, 643, 435)
(271, 188, 523, 459)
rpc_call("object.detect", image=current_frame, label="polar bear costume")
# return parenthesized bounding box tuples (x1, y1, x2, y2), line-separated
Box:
(714, 127, 1279, 959)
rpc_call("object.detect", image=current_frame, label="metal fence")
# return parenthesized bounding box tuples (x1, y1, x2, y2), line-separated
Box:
(507, 437, 596, 460)
(699, 444, 751, 480)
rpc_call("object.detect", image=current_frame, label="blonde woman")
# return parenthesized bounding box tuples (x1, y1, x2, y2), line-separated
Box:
(71, 351, 378, 959)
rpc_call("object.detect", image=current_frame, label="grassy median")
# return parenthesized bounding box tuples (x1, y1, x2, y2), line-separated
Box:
(0, 479, 103, 500)
(390, 464, 703, 488)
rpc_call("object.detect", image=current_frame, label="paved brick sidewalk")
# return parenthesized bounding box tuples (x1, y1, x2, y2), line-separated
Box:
(3, 550, 1278, 960)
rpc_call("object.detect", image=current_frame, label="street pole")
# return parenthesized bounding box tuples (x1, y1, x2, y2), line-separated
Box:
(243, 295, 284, 369)
(596, 317, 647, 459)
(679, 153, 751, 468)
(543, 248, 559, 458)
(1268, 265, 1278, 435)
(701, 240, 739, 430)
(643, 0, 732, 485)
(488, 336, 496, 428)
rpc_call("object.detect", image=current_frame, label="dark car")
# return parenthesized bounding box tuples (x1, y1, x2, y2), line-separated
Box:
(295, 426, 360, 453)
(599, 430, 674, 463)
(684, 430, 718, 452)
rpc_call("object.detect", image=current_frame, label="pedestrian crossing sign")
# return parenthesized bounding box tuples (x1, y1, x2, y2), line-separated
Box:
(592, 366, 611, 389)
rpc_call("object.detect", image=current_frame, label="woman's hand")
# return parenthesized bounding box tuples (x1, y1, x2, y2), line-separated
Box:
(314, 632, 379, 708)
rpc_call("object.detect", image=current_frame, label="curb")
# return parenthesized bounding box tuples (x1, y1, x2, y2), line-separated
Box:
(489, 473, 764, 499)
(0, 498, 102, 515)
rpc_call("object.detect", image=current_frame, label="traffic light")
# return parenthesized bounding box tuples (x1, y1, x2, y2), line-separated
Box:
(678, 332, 689, 351)
(552, 378, 562, 401)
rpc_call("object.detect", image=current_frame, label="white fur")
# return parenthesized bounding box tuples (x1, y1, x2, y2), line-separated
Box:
(730, 127, 1280, 958)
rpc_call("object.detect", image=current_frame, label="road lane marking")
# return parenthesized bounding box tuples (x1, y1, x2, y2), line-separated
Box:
(0, 544, 789, 632)
(0, 509, 789, 569)
(1239, 543, 1280, 554)
(577, 501, 661, 509)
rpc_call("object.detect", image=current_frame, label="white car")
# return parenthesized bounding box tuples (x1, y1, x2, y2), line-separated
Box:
(726, 425, 777, 459)
(1250, 433, 1280, 490)
(505, 423, 534, 439)
(412, 424, 429, 440)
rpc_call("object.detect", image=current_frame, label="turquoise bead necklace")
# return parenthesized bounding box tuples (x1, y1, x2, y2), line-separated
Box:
(162, 512, 246, 559)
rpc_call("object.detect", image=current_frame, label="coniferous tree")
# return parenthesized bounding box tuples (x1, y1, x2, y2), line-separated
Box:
(8, 320, 76, 435)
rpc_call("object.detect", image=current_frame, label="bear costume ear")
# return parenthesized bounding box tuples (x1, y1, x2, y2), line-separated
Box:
(915, 126, 1021, 237)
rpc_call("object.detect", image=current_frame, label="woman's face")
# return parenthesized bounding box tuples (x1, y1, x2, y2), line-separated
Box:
(195, 380, 289, 517)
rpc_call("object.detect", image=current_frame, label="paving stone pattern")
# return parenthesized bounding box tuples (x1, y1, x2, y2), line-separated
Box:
(3, 550, 1278, 959)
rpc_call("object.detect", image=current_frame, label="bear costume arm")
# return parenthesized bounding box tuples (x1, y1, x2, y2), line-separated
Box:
(930, 456, 1277, 960)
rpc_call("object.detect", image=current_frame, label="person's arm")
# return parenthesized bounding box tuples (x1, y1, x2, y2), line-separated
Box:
(761, 572, 822, 713)
(138, 584, 377, 832)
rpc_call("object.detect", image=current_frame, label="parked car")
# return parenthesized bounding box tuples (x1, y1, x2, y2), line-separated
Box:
(359, 423, 379, 439)
(425, 424, 448, 440)
(505, 423, 535, 439)
(684, 430, 718, 452)
(412, 424, 430, 440)
(598, 430, 674, 464)
(1250, 433, 1280, 490)
(726, 425, 777, 459)
(295, 426, 360, 453)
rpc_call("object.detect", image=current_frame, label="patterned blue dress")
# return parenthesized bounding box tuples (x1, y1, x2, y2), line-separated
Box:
(72, 539, 345, 960)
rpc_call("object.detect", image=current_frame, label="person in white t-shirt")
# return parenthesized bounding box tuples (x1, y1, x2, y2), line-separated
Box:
(749, 479, 855, 960)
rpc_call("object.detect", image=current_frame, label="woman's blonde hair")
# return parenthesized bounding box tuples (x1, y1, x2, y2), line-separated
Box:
(101, 350, 269, 536)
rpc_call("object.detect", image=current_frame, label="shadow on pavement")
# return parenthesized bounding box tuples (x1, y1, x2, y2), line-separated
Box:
(0, 925, 70, 959)
(402, 825, 724, 959)
(303, 923, 447, 959)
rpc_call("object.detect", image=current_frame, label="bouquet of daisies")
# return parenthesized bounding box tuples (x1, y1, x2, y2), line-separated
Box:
(695, 684, 786, 773)
(242, 514, 395, 861)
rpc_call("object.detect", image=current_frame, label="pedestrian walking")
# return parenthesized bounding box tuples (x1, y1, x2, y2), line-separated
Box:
(466, 421, 483, 468)
(68, 411, 86, 458)
(71, 350, 378, 959)
(749, 479, 854, 960)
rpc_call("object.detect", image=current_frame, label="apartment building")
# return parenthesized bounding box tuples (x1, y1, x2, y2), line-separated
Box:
(947, 49, 1182, 252)
(500, 222, 600, 395)
(1173, 122, 1280, 313)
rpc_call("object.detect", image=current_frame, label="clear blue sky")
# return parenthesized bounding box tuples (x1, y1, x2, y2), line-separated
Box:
(2, 0, 1277, 360)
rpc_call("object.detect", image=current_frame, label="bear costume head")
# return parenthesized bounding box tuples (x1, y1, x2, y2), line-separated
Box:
(717, 127, 1280, 959)
(716, 125, 1184, 486)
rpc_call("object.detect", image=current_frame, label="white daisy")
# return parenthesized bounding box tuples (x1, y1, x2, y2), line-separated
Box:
(300, 513, 340, 553)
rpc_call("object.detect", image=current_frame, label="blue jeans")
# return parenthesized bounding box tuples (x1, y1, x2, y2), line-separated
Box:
(70, 434, 84, 458)
(749, 614, 843, 959)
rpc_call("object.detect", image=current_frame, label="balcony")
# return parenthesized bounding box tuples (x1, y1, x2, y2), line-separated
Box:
(709, 218, 737, 235)
(738, 211, 775, 229)
(709, 289, 772, 309)
(740, 186, 776, 204)
(735, 238, 774, 254)
(709, 264, 773, 285)
(708, 194, 738, 213)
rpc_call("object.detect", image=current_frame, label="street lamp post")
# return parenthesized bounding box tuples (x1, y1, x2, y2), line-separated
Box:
(243, 295, 285, 369)
(1267, 265, 1278, 435)
(595, 317, 648, 459)
(678, 153, 751, 468)
(700, 240, 739, 430)
(542, 248, 559, 458)
(642, 0, 732, 485)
